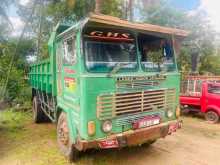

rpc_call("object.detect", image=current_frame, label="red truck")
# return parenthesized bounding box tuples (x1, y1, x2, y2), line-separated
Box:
(180, 76, 220, 123)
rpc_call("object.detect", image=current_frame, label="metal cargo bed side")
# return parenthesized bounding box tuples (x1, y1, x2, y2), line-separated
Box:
(29, 58, 53, 94)
(179, 95, 201, 106)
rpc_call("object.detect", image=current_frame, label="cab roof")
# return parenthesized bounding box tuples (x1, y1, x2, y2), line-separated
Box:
(87, 13, 189, 37)
(56, 13, 189, 39)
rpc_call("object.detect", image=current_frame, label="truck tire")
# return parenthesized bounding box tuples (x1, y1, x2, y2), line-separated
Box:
(205, 111, 219, 124)
(32, 96, 46, 123)
(57, 112, 79, 162)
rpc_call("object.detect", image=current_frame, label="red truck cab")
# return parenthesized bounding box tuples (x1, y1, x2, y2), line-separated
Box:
(180, 76, 220, 123)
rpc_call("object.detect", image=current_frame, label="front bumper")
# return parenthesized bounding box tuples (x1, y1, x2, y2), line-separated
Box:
(75, 120, 182, 151)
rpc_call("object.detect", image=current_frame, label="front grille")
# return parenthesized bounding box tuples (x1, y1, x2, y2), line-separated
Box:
(116, 76, 165, 89)
(117, 80, 159, 89)
(97, 88, 176, 120)
(115, 113, 162, 126)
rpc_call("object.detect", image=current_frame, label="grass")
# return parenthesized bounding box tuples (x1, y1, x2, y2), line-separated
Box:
(0, 109, 123, 165)
(0, 109, 29, 139)
(0, 109, 71, 165)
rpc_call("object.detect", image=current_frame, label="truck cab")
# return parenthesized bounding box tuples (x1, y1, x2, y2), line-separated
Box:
(29, 13, 188, 161)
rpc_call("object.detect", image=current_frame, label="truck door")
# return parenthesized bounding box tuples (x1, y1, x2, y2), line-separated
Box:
(204, 83, 220, 112)
(56, 35, 78, 100)
(56, 42, 63, 96)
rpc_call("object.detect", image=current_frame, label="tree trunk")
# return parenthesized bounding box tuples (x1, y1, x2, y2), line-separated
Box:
(66, 0, 76, 9)
(95, 0, 102, 14)
(128, 0, 133, 21)
(191, 50, 199, 73)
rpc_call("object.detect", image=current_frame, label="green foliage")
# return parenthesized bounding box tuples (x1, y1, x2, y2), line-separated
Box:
(177, 47, 191, 73)
(0, 109, 31, 132)
(141, 3, 187, 29)
(46, 0, 123, 25)
(147, 50, 163, 69)
(199, 54, 220, 75)
(0, 39, 34, 103)
(101, 0, 124, 18)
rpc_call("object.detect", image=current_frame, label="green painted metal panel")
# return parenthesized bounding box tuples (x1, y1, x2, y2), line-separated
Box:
(29, 19, 184, 144)
(29, 59, 52, 94)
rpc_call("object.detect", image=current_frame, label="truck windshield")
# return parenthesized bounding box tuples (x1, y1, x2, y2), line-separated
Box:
(84, 40, 137, 72)
(139, 35, 176, 72)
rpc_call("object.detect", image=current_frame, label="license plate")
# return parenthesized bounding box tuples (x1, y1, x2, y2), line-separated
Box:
(133, 116, 160, 129)
(98, 139, 119, 149)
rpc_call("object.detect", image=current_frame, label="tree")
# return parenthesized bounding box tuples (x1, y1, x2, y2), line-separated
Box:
(128, 0, 133, 21)
(95, 0, 102, 13)
(139, 0, 219, 74)
(0, 38, 34, 102)
(101, 0, 124, 18)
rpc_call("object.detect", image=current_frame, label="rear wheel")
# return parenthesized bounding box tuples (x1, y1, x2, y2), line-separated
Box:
(57, 112, 79, 162)
(205, 111, 219, 124)
(32, 96, 46, 123)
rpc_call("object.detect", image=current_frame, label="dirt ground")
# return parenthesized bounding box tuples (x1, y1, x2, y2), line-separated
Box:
(1, 111, 220, 165)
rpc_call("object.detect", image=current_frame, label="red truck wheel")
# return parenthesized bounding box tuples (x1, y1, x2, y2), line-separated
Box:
(32, 96, 46, 123)
(205, 111, 219, 124)
(57, 112, 79, 162)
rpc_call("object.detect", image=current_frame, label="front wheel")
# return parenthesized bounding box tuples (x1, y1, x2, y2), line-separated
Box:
(57, 112, 79, 162)
(205, 110, 219, 124)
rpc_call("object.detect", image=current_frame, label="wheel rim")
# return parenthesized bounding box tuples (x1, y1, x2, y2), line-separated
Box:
(58, 119, 69, 146)
(207, 111, 218, 122)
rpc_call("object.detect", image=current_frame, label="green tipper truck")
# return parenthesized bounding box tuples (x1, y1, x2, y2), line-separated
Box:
(29, 13, 188, 161)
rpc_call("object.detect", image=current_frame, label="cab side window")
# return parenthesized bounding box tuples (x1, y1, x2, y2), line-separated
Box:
(208, 84, 220, 95)
(63, 36, 76, 65)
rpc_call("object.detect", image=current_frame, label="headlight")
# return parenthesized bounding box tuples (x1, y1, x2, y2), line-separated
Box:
(102, 120, 112, 133)
(167, 110, 173, 118)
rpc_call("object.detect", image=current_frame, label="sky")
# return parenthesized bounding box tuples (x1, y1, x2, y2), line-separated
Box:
(7, 0, 220, 36)
(8, 0, 28, 36)
(171, 0, 200, 11)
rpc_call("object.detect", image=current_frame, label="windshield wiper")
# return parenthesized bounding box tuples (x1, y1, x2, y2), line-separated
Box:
(107, 63, 131, 77)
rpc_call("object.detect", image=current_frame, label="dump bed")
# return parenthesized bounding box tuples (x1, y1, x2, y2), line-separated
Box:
(180, 75, 220, 107)
(179, 95, 201, 106)
(29, 58, 53, 94)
